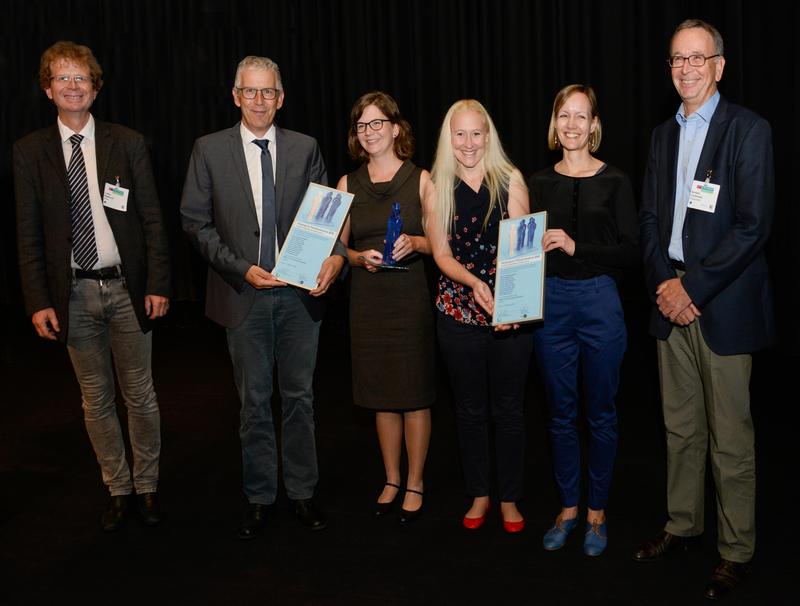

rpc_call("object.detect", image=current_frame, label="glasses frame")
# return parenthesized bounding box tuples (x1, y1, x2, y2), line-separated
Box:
(236, 87, 281, 100)
(51, 74, 92, 85)
(667, 54, 721, 68)
(354, 118, 392, 133)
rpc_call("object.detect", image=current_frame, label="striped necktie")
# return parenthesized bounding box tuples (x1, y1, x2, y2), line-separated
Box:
(253, 138, 276, 270)
(67, 134, 99, 269)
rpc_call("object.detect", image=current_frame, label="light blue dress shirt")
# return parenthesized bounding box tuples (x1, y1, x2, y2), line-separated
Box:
(668, 91, 720, 262)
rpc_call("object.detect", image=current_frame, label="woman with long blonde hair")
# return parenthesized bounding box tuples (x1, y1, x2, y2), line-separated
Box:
(425, 99, 534, 532)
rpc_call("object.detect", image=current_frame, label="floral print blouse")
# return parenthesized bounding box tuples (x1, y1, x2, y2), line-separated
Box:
(436, 179, 507, 326)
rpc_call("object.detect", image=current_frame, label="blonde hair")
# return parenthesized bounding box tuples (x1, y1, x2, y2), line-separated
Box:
(430, 99, 516, 235)
(547, 84, 602, 153)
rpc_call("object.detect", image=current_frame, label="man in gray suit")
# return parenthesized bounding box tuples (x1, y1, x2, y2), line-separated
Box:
(14, 41, 170, 531)
(181, 56, 345, 539)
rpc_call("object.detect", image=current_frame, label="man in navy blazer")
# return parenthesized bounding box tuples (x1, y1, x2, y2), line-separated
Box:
(181, 56, 345, 539)
(14, 42, 171, 531)
(636, 20, 775, 600)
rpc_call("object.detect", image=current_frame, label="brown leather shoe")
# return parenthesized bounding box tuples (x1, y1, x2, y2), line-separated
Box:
(101, 495, 130, 532)
(632, 529, 694, 562)
(137, 492, 161, 526)
(704, 559, 750, 600)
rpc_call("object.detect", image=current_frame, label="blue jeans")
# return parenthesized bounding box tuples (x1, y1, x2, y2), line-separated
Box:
(533, 276, 626, 511)
(226, 288, 321, 505)
(66, 277, 161, 496)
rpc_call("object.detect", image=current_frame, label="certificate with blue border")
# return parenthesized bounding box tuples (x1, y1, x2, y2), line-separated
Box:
(272, 183, 353, 290)
(492, 211, 547, 325)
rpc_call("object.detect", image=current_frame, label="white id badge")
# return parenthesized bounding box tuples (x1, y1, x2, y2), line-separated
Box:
(103, 183, 129, 212)
(687, 179, 720, 213)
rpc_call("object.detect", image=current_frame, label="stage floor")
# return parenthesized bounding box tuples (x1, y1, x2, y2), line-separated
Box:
(0, 301, 792, 605)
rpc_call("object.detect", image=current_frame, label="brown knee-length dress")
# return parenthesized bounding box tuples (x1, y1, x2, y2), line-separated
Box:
(347, 160, 435, 410)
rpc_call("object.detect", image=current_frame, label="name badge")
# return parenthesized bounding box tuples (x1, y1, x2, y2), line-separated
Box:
(687, 179, 720, 213)
(103, 182, 129, 212)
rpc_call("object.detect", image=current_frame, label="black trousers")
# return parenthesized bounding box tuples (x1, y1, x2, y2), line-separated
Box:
(437, 313, 534, 501)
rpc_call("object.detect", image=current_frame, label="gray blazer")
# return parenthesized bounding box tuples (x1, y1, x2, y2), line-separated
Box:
(14, 120, 171, 342)
(181, 123, 339, 329)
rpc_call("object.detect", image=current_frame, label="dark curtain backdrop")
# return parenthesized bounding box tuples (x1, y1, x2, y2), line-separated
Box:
(2, 0, 798, 347)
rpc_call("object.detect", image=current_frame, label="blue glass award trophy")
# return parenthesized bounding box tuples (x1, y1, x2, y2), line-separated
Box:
(382, 202, 403, 266)
(358, 202, 409, 271)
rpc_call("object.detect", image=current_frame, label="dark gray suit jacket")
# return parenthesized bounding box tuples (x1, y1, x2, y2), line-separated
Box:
(14, 119, 171, 342)
(181, 123, 340, 329)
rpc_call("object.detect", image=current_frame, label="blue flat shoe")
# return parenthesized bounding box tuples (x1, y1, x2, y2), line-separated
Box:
(583, 520, 608, 556)
(543, 515, 578, 551)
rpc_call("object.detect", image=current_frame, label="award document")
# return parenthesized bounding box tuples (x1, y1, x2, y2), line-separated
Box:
(272, 183, 353, 289)
(492, 211, 547, 326)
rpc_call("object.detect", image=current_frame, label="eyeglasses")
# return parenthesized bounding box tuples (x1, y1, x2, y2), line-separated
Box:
(51, 74, 91, 85)
(354, 119, 391, 133)
(667, 54, 721, 68)
(236, 87, 280, 100)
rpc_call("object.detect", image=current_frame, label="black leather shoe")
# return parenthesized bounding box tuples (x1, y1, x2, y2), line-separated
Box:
(137, 492, 161, 526)
(704, 559, 750, 600)
(397, 488, 423, 524)
(101, 495, 130, 532)
(238, 503, 269, 540)
(633, 530, 695, 562)
(292, 498, 327, 531)
(374, 482, 401, 517)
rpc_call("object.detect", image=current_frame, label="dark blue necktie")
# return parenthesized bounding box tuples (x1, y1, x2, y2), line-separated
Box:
(67, 134, 99, 269)
(253, 139, 276, 270)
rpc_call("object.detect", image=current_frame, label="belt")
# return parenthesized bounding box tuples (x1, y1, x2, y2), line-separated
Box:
(670, 259, 686, 271)
(73, 265, 123, 280)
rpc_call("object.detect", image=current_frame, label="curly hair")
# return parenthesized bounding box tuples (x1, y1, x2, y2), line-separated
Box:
(39, 41, 103, 91)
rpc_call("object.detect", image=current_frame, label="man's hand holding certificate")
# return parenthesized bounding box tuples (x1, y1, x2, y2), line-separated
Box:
(272, 183, 353, 289)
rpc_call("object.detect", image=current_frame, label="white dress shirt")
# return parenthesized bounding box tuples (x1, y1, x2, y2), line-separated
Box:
(240, 122, 278, 267)
(58, 115, 122, 270)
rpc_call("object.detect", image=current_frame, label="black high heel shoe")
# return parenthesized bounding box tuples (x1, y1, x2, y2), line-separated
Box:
(373, 482, 401, 517)
(397, 488, 424, 523)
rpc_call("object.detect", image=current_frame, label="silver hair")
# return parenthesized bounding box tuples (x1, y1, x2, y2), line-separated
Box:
(233, 56, 282, 89)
